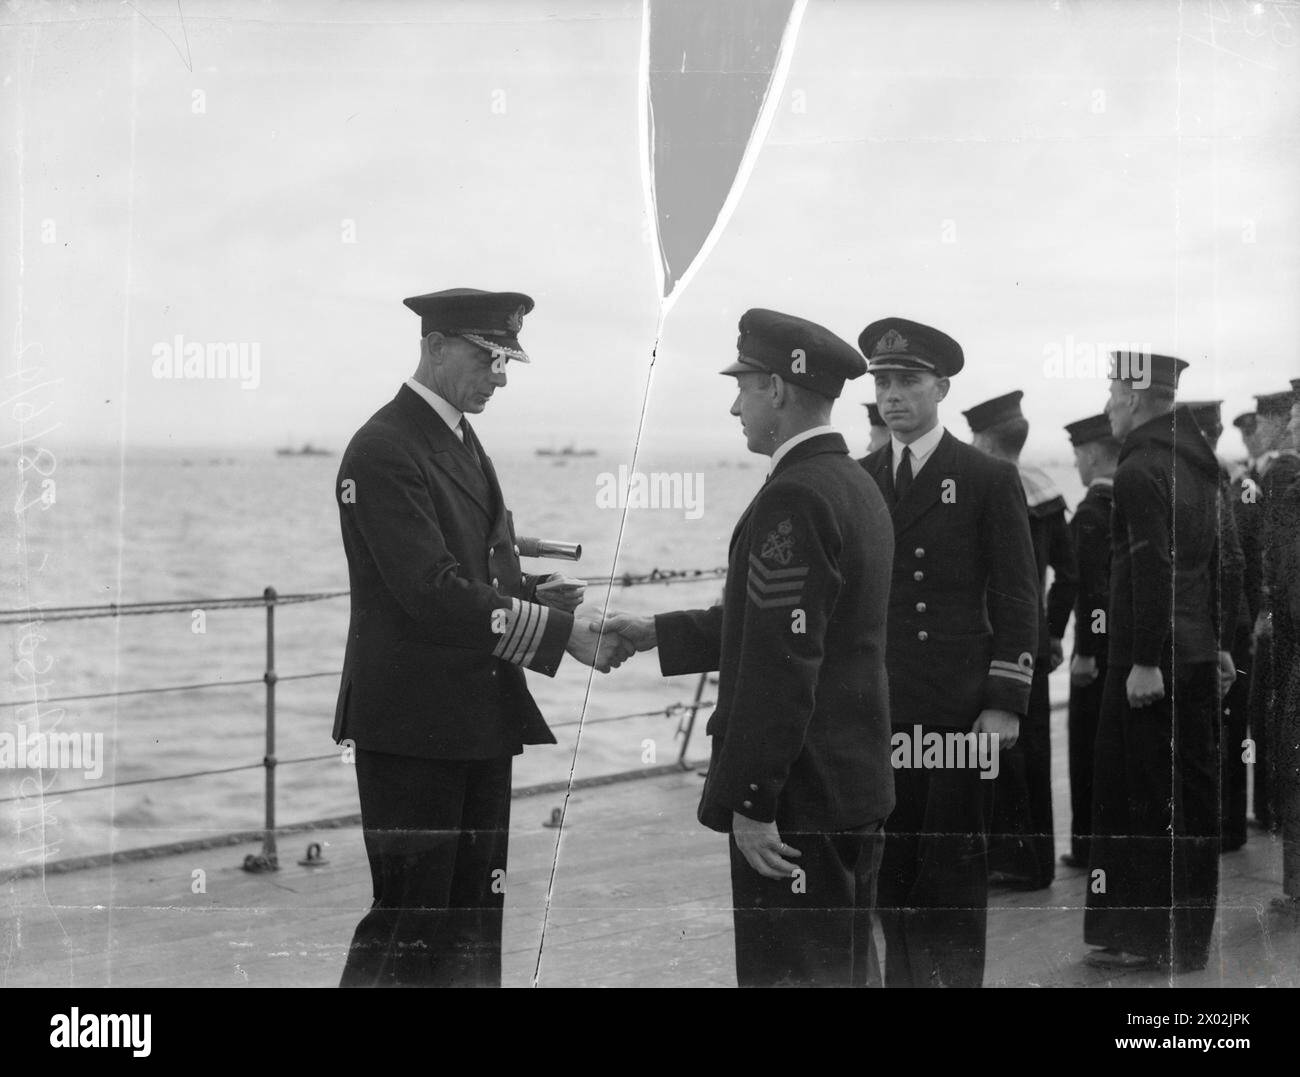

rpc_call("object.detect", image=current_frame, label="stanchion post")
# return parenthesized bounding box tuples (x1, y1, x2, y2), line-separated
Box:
(676, 670, 710, 769)
(261, 585, 280, 869)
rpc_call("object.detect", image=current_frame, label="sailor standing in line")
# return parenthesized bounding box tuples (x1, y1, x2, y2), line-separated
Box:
(858, 318, 1039, 987)
(1059, 413, 1118, 869)
(1182, 400, 1252, 853)
(603, 309, 897, 987)
(1083, 353, 1238, 973)
(1248, 389, 1300, 833)
(1230, 411, 1266, 839)
(1272, 383, 1300, 910)
(964, 391, 1077, 891)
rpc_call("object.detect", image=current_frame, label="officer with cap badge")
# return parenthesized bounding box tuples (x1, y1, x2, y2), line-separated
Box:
(602, 308, 896, 987)
(858, 318, 1039, 988)
(862, 401, 891, 455)
(1060, 413, 1120, 869)
(963, 390, 1077, 891)
(333, 288, 630, 987)
(1181, 400, 1251, 852)
(1084, 353, 1236, 973)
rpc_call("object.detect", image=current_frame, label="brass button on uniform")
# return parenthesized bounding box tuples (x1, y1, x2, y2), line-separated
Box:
(743, 800, 754, 809)
(513, 544, 520, 557)
(489, 546, 496, 559)
(749, 783, 759, 792)
(914, 547, 926, 558)
(492, 577, 500, 588)
(916, 601, 927, 613)
(913, 570, 925, 582)
(917, 630, 929, 641)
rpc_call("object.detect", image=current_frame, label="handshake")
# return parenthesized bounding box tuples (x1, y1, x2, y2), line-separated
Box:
(532, 574, 658, 673)
(563, 610, 659, 673)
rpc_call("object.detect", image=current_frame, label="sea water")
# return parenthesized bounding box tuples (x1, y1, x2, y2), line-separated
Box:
(0, 444, 1084, 868)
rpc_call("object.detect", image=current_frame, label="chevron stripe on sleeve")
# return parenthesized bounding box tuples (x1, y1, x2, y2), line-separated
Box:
(747, 552, 810, 610)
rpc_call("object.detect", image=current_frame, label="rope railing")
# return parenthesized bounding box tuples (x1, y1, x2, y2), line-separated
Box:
(0, 575, 724, 873)
(0, 698, 715, 807)
(0, 590, 351, 625)
(0, 566, 727, 626)
(0, 671, 339, 710)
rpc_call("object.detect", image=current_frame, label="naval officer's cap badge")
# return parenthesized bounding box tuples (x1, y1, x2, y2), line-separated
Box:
(402, 287, 534, 363)
(858, 317, 965, 378)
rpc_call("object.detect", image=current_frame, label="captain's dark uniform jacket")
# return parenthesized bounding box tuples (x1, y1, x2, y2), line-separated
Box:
(1108, 408, 1238, 671)
(861, 430, 1039, 727)
(654, 433, 895, 834)
(332, 383, 569, 760)
(1069, 481, 1114, 659)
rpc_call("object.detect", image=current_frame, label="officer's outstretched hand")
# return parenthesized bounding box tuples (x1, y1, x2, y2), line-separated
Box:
(596, 611, 658, 653)
(565, 613, 634, 673)
(973, 708, 1019, 751)
(732, 813, 802, 880)
(1126, 664, 1165, 708)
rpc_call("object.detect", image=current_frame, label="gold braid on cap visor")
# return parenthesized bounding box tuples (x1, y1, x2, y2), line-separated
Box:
(463, 333, 529, 363)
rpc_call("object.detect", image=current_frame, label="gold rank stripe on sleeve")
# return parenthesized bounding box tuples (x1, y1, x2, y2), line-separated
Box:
(988, 659, 1034, 686)
(746, 553, 809, 609)
(491, 597, 550, 667)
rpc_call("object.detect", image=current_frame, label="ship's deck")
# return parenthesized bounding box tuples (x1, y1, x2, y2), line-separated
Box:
(3, 757, 1297, 988)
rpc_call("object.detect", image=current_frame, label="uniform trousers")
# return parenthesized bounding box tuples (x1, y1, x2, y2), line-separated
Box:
(340, 749, 512, 988)
(729, 821, 885, 987)
(987, 665, 1055, 887)
(877, 741, 989, 988)
(1084, 662, 1220, 969)
(1067, 655, 1106, 863)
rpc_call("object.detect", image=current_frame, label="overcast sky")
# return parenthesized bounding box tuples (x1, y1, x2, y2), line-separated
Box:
(3, 0, 1297, 461)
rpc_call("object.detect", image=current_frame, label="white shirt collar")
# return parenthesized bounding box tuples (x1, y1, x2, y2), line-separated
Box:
(891, 422, 945, 476)
(769, 425, 838, 475)
(405, 377, 463, 440)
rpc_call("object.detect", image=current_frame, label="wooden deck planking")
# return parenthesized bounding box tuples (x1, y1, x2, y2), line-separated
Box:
(3, 730, 1299, 988)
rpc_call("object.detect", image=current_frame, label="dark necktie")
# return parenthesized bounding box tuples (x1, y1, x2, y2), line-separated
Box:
(458, 419, 485, 474)
(895, 445, 913, 504)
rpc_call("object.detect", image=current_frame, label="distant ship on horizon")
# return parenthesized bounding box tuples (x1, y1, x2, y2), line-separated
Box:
(275, 442, 333, 457)
(535, 444, 597, 458)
